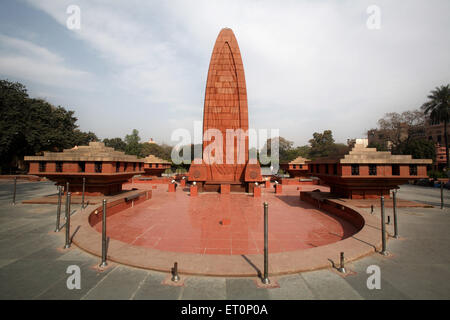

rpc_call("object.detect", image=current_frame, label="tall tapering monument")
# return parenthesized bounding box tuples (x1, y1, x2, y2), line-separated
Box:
(188, 28, 262, 192)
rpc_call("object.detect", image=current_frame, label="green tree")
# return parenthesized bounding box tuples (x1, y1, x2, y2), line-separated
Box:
(399, 138, 436, 161)
(421, 84, 450, 169)
(124, 129, 142, 157)
(308, 130, 349, 159)
(0, 79, 95, 172)
(368, 142, 388, 151)
(260, 136, 294, 163)
(73, 130, 98, 146)
(141, 142, 172, 161)
(281, 145, 311, 162)
(103, 137, 127, 152)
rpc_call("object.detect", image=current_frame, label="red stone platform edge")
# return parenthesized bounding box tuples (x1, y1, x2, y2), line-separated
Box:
(70, 192, 383, 277)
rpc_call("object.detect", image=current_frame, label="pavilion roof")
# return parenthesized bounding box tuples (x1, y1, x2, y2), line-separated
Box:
(24, 142, 144, 162)
(286, 156, 309, 164)
(310, 143, 432, 165)
(143, 154, 171, 164)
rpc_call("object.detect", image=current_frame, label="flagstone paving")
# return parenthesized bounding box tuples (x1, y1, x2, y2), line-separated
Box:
(0, 180, 448, 299)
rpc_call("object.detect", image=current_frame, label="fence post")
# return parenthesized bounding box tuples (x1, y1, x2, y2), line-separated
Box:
(64, 192, 71, 249)
(171, 262, 180, 282)
(380, 196, 388, 255)
(393, 189, 399, 238)
(12, 176, 17, 205)
(100, 199, 108, 267)
(55, 186, 62, 232)
(262, 202, 270, 284)
(338, 252, 346, 273)
(441, 182, 444, 210)
(82, 177, 86, 209)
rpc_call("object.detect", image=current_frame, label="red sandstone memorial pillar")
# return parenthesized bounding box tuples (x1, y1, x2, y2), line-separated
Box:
(265, 180, 271, 188)
(187, 28, 262, 192)
(180, 179, 186, 187)
(254, 186, 261, 198)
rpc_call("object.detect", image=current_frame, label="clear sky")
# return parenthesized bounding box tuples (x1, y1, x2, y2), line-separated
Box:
(1, 0, 449, 146)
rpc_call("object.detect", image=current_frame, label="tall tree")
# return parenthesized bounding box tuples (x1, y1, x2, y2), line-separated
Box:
(124, 129, 142, 157)
(103, 137, 127, 152)
(398, 138, 436, 161)
(141, 142, 172, 161)
(375, 109, 425, 151)
(0, 80, 96, 172)
(308, 130, 349, 159)
(73, 130, 98, 146)
(421, 84, 450, 169)
(260, 136, 294, 163)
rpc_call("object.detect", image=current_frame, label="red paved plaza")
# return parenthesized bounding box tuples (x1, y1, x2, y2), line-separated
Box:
(94, 184, 357, 255)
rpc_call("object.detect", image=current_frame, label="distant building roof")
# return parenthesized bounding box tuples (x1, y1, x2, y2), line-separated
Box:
(311, 142, 432, 164)
(24, 142, 143, 162)
(143, 154, 171, 164)
(286, 156, 309, 164)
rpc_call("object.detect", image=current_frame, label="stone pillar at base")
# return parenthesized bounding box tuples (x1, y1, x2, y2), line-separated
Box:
(168, 183, 177, 192)
(275, 184, 282, 194)
(190, 185, 198, 197)
(221, 184, 230, 194)
(254, 186, 261, 197)
(180, 179, 186, 187)
(265, 180, 271, 188)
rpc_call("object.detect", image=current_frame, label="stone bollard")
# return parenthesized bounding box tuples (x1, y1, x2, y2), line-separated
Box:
(265, 180, 271, 188)
(190, 184, 198, 197)
(221, 184, 230, 194)
(254, 186, 261, 198)
(168, 182, 177, 192)
(180, 179, 186, 187)
(275, 184, 282, 194)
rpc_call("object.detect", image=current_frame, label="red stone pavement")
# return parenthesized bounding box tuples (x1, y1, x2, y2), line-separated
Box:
(71, 184, 383, 276)
(93, 184, 357, 255)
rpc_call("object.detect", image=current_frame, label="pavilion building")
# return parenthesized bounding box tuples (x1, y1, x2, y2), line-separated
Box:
(142, 155, 171, 177)
(307, 139, 432, 199)
(25, 142, 144, 196)
(280, 156, 310, 177)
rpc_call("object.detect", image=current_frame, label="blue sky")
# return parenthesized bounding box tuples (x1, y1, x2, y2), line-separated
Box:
(1, 0, 449, 147)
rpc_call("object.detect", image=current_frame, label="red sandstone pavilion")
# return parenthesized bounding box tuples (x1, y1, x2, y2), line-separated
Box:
(137, 154, 171, 183)
(188, 28, 262, 192)
(25, 142, 144, 195)
(308, 139, 432, 199)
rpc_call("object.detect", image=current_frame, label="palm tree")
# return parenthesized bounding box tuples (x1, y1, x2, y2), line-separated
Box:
(421, 84, 450, 170)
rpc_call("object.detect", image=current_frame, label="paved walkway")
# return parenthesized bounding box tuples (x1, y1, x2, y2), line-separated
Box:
(0, 180, 449, 299)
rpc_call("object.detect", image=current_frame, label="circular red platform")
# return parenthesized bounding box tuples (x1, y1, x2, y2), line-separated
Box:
(93, 185, 357, 255)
